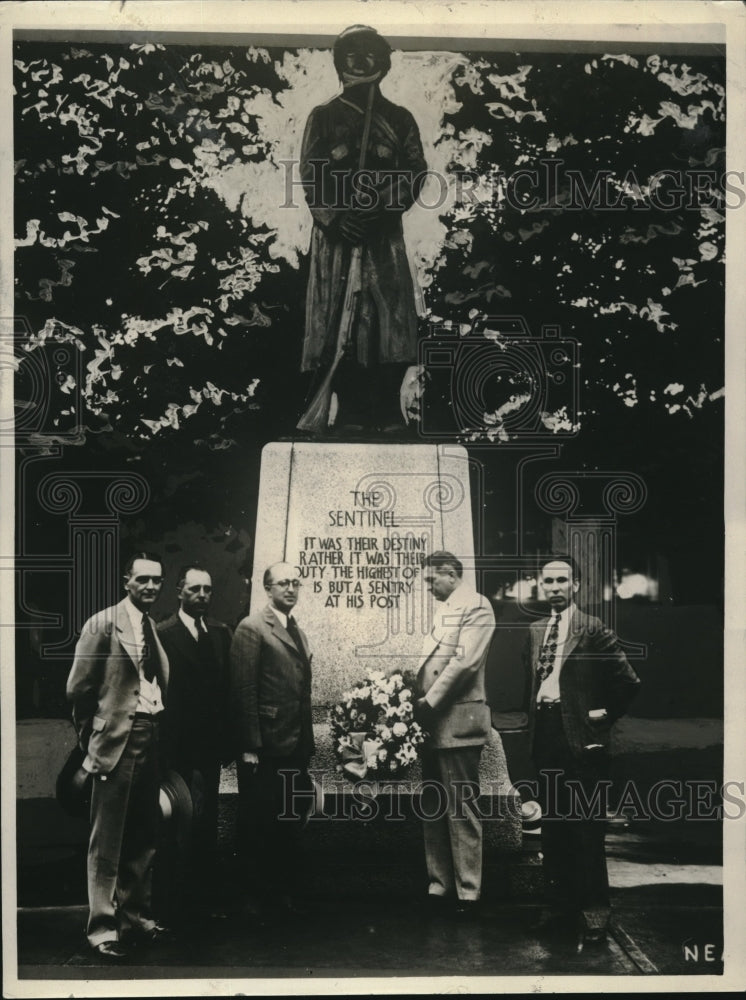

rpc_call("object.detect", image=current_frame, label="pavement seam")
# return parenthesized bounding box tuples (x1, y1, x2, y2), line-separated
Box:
(610, 920, 660, 974)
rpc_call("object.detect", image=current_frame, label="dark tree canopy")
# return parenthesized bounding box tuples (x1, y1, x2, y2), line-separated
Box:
(14, 41, 725, 539)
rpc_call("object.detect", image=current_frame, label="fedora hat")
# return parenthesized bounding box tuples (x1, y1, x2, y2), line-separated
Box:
(158, 768, 193, 857)
(56, 742, 194, 839)
(55, 743, 92, 819)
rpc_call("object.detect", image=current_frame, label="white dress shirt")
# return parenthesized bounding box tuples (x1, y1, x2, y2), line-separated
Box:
(536, 604, 574, 704)
(178, 607, 202, 641)
(269, 604, 289, 629)
(429, 580, 470, 636)
(123, 597, 164, 715)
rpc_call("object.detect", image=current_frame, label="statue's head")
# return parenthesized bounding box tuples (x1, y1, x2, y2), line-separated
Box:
(333, 24, 392, 82)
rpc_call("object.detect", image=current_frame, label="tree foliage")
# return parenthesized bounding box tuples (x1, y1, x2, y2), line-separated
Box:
(14, 41, 725, 530)
(429, 51, 725, 438)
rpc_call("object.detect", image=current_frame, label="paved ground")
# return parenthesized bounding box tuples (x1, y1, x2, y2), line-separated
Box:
(11, 819, 724, 987)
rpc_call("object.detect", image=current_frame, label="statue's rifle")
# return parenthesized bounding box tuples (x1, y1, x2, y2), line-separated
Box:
(296, 82, 375, 433)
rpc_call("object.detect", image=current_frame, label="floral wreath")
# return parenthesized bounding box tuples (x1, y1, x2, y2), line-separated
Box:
(329, 670, 426, 779)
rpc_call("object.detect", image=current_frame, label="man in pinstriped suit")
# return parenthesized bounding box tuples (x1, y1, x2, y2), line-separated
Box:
(527, 556, 641, 947)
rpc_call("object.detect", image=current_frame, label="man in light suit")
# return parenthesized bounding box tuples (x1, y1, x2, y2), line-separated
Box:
(157, 564, 232, 909)
(230, 561, 315, 917)
(66, 552, 171, 961)
(527, 557, 641, 948)
(413, 551, 495, 916)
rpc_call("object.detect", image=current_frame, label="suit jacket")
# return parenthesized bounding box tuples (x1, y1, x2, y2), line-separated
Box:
(229, 603, 314, 760)
(526, 606, 641, 757)
(416, 581, 495, 751)
(66, 598, 169, 775)
(157, 612, 233, 771)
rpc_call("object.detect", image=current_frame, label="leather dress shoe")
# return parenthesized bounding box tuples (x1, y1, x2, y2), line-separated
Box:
(91, 940, 129, 962)
(126, 920, 173, 945)
(576, 923, 607, 952)
(453, 899, 481, 920)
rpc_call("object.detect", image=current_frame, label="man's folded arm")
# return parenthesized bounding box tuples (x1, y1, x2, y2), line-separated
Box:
(424, 603, 495, 711)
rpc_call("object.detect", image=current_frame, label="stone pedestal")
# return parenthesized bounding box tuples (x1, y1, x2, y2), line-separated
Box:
(248, 442, 523, 881)
(251, 442, 478, 705)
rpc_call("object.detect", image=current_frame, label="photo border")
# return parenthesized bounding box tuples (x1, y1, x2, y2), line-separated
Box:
(1, 1, 744, 995)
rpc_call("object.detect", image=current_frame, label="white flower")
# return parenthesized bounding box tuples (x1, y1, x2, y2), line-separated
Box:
(392, 722, 408, 738)
(357, 685, 370, 699)
(400, 688, 412, 701)
(378, 749, 388, 762)
(397, 701, 413, 718)
(350, 708, 358, 720)
(699, 241, 718, 261)
(385, 706, 398, 719)
(377, 725, 392, 741)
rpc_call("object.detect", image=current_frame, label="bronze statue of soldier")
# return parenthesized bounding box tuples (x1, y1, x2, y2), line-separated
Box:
(297, 25, 427, 435)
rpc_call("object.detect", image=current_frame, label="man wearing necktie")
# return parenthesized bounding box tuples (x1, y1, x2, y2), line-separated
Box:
(229, 561, 315, 918)
(66, 552, 170, 961)
(527, 557, 641, 949)
(157, 564, 232, 910)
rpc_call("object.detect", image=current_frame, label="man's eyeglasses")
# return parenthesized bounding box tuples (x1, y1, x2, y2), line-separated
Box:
(271, 579, 302, 589)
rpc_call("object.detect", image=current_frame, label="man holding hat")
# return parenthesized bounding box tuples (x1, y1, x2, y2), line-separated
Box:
(66, 552, 171, 960)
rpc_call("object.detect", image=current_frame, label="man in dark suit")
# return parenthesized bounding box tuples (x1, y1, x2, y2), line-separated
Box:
(157, 564, 232, 907)
(527, 557, 641, 948)
(66, 552, 171, 961)
(229, 561, 315, 917)
(413, 551, 495, 917)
